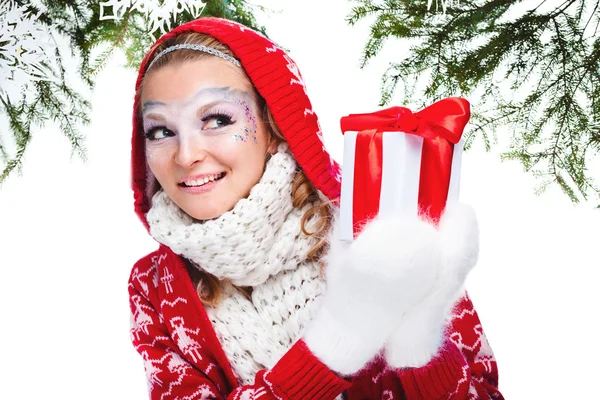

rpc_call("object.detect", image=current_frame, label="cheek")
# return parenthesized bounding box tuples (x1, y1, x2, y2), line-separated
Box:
(145, 144, 174, 175)
(219, 135, 267, 171)
(219, 135, 255, 157)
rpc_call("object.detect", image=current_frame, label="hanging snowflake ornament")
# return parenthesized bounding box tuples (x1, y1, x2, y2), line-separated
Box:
(0, 1, 57, 103)
(99, 0, 206, 40)
(98, 0, 131, 20)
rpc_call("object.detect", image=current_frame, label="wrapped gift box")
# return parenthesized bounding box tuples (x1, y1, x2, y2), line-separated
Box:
(338, 97, 470, 241)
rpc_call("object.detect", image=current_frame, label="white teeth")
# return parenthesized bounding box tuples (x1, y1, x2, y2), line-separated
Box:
(183, 173, 223, 187)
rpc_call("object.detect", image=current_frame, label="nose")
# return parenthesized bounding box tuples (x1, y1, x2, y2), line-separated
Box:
(174, 133, 208, 167)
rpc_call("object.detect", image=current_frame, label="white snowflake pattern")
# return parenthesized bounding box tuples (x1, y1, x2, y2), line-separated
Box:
(170, 316, 203, 363)
(151, 253, 168, 268)
(283, 54, 308, 96)
(132, 294, 155, 335)
(221, 19, 248, 33)
(150, 253, 168, 289)
(130, 312, 143, 342)
(371, 370, 384, 384)
(141, 350, 164, 388)
(132, 265, 156, 295)
(161, 266, 175, 294)
(180, 384, 218, 400)
(473, 325, 495, 373)
(160, 297, 188, 309)
(238, 388, 267, 400)
(167, 351, 190, 376)
(445, 364, 471, 399)
(265, 44, 280, 53)
(259, 370, 284, 400)
(152, 268, 160, 288)
(205, 362, 214, 375)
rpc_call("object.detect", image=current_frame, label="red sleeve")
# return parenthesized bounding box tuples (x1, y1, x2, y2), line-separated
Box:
(348, 293, 503, 400)
(396, 293, 504, 400)
(129, 257, 349, 400)
(231, 341, 350, 400)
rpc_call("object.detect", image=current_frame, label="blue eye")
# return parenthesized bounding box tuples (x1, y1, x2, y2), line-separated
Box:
(144, 126, 174, 141)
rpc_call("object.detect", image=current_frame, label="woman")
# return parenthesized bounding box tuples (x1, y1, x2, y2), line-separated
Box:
(129, 17, 503, 399)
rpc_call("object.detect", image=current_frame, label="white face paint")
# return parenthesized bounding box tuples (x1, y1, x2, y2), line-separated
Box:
(141, 58, 276, 220)
(143, 86, 259, 149)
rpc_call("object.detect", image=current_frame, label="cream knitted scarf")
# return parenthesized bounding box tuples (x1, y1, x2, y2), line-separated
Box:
(147, 145, 327, 385)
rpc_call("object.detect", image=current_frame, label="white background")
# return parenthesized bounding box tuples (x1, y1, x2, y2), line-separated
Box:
(1, 1, 599, 398)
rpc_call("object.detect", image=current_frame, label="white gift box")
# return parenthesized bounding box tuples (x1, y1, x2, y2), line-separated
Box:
(339, 130, 463, 241)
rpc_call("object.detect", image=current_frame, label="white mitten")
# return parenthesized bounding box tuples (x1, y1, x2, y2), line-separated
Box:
(384, 203, 479, 368)
(303, 212, 443, 376)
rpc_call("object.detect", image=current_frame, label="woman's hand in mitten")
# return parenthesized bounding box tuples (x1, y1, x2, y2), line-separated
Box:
(384, 203, 479, 369)
(303, 212, 443, 376)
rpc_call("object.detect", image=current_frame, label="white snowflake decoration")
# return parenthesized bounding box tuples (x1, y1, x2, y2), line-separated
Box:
(0, 1, 57, 103)
(99, 0, 207, 40)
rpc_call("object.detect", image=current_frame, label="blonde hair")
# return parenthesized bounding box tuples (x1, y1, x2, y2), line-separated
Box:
(138, 32, 334, 306)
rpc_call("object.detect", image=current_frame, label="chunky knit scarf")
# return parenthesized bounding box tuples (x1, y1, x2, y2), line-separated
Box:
(147, 145, 327, 384)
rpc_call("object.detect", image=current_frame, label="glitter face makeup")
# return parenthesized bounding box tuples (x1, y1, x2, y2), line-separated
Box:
(232, 133, 246, 142)
(225, 95, 258, 144)
(140, 57, 276, 220)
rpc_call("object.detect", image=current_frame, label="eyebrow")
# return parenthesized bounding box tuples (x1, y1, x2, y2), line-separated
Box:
(142, 87, 255, 115)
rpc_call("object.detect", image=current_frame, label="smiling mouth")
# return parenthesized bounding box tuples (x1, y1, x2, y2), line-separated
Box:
(179, 172, 226, 187)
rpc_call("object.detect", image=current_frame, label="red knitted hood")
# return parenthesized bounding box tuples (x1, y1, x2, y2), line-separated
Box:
(131, 18, 341, 230)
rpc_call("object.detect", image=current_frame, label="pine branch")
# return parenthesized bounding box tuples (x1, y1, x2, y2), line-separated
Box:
(348, 0, 600, 203)
(0, 96, 31, 183)
(0, 0, 269, 185)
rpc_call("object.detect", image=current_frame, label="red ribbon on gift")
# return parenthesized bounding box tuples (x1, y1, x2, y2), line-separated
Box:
(340, 97, 470, 236)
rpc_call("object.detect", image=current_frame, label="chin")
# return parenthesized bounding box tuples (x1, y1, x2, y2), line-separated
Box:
(186, 204, 235, 221)
(177, 187, 243, 221)
(187, 210, 223, 221)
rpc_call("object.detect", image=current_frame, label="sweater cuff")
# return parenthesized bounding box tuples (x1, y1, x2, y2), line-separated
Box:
(267, 339, 351, 399)
(398, 342, 467, 399)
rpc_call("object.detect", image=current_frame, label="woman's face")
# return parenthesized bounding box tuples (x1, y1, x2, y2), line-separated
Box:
(141, 57, 276, 220)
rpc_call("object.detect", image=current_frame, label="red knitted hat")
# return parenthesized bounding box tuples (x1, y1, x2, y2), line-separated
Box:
(131, 17, 342, 228)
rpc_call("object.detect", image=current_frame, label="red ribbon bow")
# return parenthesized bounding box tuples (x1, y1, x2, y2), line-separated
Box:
(340, 97, 470, 236)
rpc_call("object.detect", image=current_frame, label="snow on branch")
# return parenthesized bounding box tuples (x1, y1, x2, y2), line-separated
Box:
(427, 0, 460, 14)
(0, 1, 57, 103)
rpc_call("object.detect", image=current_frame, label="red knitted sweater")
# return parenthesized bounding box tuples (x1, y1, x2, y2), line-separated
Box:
(129, 245, 503, 400)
